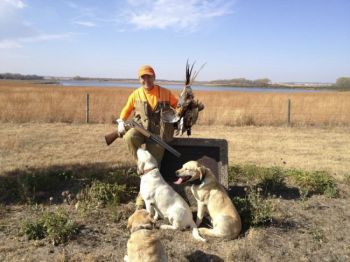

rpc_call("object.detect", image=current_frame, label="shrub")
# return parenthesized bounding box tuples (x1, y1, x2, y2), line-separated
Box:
(20, 208, 79, 245)
(256, 166, 286, 194)
(233, 187, 273, 229)
(21, 221, 47, 240)
(247, 188, 274, 226)
(79, 180, 137, 208)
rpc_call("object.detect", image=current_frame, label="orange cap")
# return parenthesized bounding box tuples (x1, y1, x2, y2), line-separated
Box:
(138, 65, 155, 78)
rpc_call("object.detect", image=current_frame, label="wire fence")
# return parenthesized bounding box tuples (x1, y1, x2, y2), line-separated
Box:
(84, 94, 350, 127)
(1, 92, 350, 127)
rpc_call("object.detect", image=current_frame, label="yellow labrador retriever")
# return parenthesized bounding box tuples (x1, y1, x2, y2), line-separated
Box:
(175, 161, 241, 239)
(124, 209, 168, 262)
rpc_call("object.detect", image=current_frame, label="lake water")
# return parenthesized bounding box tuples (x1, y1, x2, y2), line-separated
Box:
(59, 80, 327, 93)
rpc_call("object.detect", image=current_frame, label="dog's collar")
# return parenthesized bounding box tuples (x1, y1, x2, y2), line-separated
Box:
(190, 172, 206, 186)
(140, 167, 158, 176)
(131, 224, 153, 233)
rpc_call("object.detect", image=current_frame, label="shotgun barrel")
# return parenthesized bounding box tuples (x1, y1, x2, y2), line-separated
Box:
(104, 120, 181, 158)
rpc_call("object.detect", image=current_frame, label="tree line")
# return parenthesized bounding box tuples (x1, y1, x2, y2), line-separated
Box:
(0, 73, 44, 80)
(1, 72, 349, 90)
(209, 78, 271, 87)
(335, 77, 350, 90)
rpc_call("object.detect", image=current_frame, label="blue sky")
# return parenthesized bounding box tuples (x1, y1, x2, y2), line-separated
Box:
(0, 0, 349, 82)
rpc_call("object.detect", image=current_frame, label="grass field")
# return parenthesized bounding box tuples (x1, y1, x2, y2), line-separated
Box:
(1, 123, 350, 180)
(1, 81, 350, 261)
(1, 80, 350, 126)
(0, 123, 349, 261)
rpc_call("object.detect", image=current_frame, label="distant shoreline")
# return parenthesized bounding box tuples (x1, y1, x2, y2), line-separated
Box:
(53, 78, 339, 91)
(0, 78, 343, 91)
(52, 77, 337, 90)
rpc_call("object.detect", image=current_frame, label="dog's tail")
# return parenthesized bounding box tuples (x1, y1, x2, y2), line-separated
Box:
(190, 221, 206, 242)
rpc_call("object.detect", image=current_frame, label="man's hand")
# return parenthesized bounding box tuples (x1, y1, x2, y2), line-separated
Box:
(116, 119, 126, 135)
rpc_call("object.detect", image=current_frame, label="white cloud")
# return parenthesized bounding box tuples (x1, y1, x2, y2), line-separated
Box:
(0, 1, 72, 48)
(0, 0, 34, 40)
(66, 1, 99, 27)
(0, 33, 72, 49)
(73, 21, 96, 27)
(22, 33, 72, 42)
(65, 1, 79, 9)
(0, 39, 22, 49)
(123, 0, 234, 31)
(3, 0, 25, 9)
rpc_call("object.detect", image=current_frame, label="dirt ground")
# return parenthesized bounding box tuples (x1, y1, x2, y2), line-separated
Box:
(1, 123, 350, 261)
(1, 186, 350, 262)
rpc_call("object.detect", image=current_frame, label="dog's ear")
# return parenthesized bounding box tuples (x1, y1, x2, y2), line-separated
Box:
(137, 161, 145, 175)
(147, 214, 156, 226)
(127, 216, 133, 231)
(198, 166, 207, 181)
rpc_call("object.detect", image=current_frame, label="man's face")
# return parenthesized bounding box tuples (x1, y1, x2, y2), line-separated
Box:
(140, 74, 155, 90)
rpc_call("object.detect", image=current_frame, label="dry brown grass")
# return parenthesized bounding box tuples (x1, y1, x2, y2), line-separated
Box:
(1, 82, 350, 261)
(0, 80, 132, 123)
(1, 80, 350, 126)
(199, 90, 350, 126)
(1, 123, 349, 180)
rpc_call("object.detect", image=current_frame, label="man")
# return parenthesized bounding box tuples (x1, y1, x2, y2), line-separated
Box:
(116, 65, 178, 209)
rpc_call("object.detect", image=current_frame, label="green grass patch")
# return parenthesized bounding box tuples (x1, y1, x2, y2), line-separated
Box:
(229, 164, 260, 184)
(17, 171, 73, 203)
(229, 164, 337, 198)
(20, 208, 80, 245)
(78, 180, 137, 208)
(0, 164, 139, 204)
(256, 167, 287, 195)
(76, 168, 139, 210)
(0, 170, 73, 203)
(229, 165, 287, 194)
(287, 169, 338, 198)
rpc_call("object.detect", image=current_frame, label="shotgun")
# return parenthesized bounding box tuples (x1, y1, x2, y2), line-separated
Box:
(105, 120, 181, 158)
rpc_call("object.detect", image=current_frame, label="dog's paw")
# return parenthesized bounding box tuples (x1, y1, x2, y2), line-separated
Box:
(160, 224, 177, 230)
(153, 211, 159, 221)
(124, 255, 128, 262)
(199, 237, 207, 242)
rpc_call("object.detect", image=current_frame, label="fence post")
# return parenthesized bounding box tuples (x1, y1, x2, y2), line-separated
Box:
(86, 93, 90, 123)
(287, 99, 291, 126)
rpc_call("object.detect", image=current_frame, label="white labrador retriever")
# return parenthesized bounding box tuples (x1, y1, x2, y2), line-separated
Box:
(136, 148, 206, 242)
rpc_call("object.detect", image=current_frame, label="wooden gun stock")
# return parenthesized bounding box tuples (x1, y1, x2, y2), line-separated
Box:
(105, 131, 120, 146)
(104, 121, 148, 146)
